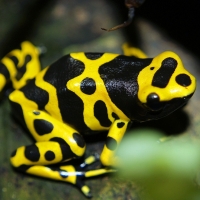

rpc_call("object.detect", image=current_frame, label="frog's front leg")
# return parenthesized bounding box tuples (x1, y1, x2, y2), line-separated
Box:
(122, 43, 147, 58)
(100, 119, 129, 166)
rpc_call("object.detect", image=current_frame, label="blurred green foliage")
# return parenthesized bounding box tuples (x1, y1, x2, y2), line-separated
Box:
(117, 129, 200, 200)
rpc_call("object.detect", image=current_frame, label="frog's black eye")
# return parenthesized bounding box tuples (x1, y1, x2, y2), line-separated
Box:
(146, 93, 163, 111)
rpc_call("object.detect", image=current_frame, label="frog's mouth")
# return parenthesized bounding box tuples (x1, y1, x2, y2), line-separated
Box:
(144, 93, 194, 120)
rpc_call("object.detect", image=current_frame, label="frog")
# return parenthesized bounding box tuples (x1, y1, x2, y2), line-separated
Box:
(0, 41, 196, 198)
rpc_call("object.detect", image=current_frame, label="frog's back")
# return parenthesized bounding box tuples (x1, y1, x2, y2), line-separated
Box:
(15, 52, 149, 134)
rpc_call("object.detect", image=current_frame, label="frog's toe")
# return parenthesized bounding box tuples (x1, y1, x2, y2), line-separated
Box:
(80, 153, 100, 169)
(76, 179, 92, 198)
(81, 185, 92, 198)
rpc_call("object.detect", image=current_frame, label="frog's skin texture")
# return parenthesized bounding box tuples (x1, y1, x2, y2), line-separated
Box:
(0, 42, 196, 198)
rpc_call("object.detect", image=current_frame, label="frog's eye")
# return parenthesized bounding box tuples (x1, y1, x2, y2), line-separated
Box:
(146, 93, 164, 111)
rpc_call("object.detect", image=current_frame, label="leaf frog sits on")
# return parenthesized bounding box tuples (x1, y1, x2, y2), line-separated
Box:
(0, 41, 196, 198)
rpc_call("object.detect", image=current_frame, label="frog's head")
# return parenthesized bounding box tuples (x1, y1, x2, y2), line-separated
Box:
(137, 51, 196, 121)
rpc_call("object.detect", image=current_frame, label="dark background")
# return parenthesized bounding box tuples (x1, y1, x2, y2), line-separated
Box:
(111, 0, 200, 56)
(1, 0, 200, 57)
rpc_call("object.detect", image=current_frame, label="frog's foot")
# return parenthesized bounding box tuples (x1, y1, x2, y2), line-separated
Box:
(58, 154, 116, 198)
(79, 153, 117, 175)
(11, 148, 115, 198)
(75, 153, 100, 198)
(76, 167, 116, 198)
(74, 174, 93, 198)
(79, 153, 100, 169)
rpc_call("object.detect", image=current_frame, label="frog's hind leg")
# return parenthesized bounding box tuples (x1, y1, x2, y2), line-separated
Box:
(9, 104, 87, 170)
(0, 41, 41, 92)
(9, 92, 90, 196)
(122, 43, 147, 58)
(10, 128, 88, 196)
(9, 103, 115, 197)
(9, 91, 110, 197)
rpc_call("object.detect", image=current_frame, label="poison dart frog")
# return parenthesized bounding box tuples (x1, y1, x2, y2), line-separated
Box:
(0, 41, 196, 198)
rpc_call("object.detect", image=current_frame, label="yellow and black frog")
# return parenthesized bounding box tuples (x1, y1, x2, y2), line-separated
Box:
(0, 41, 196, 197)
